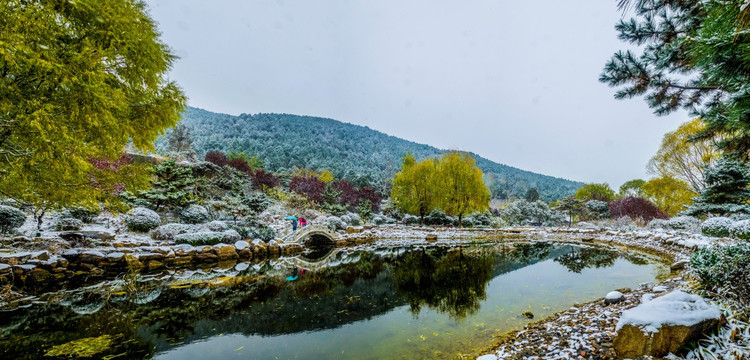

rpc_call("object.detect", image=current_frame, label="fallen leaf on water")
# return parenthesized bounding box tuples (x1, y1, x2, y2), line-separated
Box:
(234, 346, 244, 351)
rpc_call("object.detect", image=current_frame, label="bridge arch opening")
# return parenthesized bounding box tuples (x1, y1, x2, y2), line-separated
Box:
(304, 234, 335, 247)
(300, 234, 335, 261)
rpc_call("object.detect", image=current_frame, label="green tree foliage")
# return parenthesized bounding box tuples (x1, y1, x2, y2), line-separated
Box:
(124, 159, 196, 212)
(356, 199, 373, 223)
(391, 154, 439, 224)
(320, 182, 346, 215)
(647, 119, 720, 192)
(601, 0, 750, 156)
(525, 188, 540, 202)
(684, 155, 750, 216)
(555, 196, 584, 227)
(619, 179, 646, 198)
(438, 152, 491, 227)
(0, 0, 185, 212)
(168, 108, 582, 201)
(575, 183, 616, 202)
(166, 124, 197, 161)
(642, 176, 697, 217)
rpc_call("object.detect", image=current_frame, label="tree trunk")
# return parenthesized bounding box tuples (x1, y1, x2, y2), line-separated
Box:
(458, 214, 463, 228)
(35, 209, 46, 231)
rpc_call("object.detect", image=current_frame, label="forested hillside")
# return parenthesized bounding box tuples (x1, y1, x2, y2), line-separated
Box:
(163, 107, 581, 201)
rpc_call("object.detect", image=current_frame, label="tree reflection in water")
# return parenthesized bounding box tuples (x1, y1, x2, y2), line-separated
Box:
(393, 248, 495, 320)
(554, 246, 619, 273)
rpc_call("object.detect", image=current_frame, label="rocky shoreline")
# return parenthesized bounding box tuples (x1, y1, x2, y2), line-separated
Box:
(0, 223, 739, 359)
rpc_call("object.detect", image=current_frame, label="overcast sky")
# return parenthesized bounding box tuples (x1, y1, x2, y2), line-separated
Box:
(145, 0, 688, 188)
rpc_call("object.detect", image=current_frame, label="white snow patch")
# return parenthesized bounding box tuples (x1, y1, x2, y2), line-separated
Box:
(616, 291, 721, 333)
(606, 291, 623, 300)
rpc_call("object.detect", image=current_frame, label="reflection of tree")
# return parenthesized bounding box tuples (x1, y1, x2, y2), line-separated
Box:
(554, 247, 619, 273)
(504, 242, 554, 263)
(393, 248, 495, 320)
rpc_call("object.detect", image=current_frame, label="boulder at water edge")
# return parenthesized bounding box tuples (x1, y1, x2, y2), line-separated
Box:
(613, 291, 722, 359)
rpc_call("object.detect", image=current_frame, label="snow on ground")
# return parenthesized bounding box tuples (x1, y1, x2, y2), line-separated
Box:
(616, 291, 721, 333)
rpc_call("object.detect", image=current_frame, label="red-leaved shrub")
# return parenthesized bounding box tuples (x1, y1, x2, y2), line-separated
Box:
(251, 169, 280, 189)
(205, 151, 228, 167)
(227, 158, 251, 175)
(608, 196, 668, 222)
(289, 176, 326, 203)
(333, 180, 359, 209)
(357, 187, 382, 212)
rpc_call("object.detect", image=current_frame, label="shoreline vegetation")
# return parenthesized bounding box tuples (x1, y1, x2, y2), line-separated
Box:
(1, 218, 744, 359)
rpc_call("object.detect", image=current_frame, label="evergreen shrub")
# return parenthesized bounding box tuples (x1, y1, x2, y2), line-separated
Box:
(125, 207, 161, 232)
(700, 217, 733, 237)
(690, 244, 750, 315)
(56, 218, 83, 231)
(66, 207, 99, 223)
(424, 209, 451, 226)
(0, 205, 26, 234)
(729, 219, 750, 240)
(151, 223, 196, 241)
(180, 205, 210, 224)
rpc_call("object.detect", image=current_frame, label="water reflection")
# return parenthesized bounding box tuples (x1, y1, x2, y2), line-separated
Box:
(394, 248, 494, 319)
(0, 242, 666, 360)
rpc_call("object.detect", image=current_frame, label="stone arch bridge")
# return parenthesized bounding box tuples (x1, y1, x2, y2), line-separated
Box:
(278, 224, 338, 246)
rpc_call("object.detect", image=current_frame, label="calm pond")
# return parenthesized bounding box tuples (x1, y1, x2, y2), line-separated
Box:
(0, 241, 669, 359)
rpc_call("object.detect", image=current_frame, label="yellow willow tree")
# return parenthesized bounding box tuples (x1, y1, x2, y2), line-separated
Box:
(0, 0, 186, 221)
(391, 154, 439, 224)
(642, 176, 698, 217)
(648, 119, 721, 192)
(437, 152, 491, 228)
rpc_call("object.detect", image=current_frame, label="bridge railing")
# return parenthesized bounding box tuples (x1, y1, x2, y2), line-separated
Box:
(280, 224, 335, 244)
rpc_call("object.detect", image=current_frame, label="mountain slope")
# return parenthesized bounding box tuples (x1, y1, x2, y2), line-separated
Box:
(168, 107, 582, 201)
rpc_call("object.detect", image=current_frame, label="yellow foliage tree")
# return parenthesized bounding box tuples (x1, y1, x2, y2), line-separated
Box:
(437, 152, 491, 227)
(391, 154, 439, 224)
(318, 169, 335, 183)
(642, 177, 698, 216)
(648, 119, 721, 192)
(0, 0, 186, 218)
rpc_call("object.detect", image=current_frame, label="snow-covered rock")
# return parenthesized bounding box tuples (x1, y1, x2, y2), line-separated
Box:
(605, 290, 624, 304)
(614, 291, 722, 358)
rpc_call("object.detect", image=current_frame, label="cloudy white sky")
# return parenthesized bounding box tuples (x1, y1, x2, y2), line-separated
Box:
(146, 0, 688, 188)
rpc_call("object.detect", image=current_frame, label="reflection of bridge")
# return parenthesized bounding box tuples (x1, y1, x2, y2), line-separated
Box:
(278, 224, 338, 245)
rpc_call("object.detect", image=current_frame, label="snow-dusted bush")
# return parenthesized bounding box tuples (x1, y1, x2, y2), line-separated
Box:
(501, 199, 559, 226)
(666, 216, 700, 230)
(472, 214, 492, 227)
(586, 200, 610, 219)
(691, 244, 750, 315)
(66, 207, 99, 223)
(320, 216, 346, 231)
(151, 223, 197, 241)
(174, 230, 241, 245)
(222, 229, 242, 243)
(701, 217, 734, 237)
(125, 207, 161, 232)
(402, 214, 419, 225)
(490, 216, 507, 229)
(461, 217, 475, 227)
(206, 220, 228, 232)
(424, 209, 451, 226)
(729, 219, 750, 240)
(180, 205, 210, 224)
(373, 215, 388, 225)
(55, 217, 83, 231)
(0, 205, 26, 234)
(340, 212, 362, 226)
(647, 219, 669, 230)
(256, 226, 276, 241)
